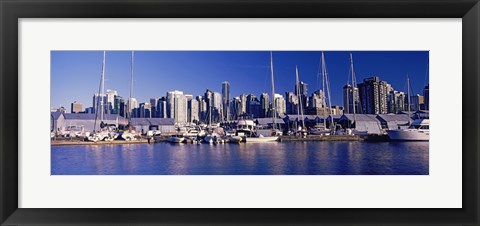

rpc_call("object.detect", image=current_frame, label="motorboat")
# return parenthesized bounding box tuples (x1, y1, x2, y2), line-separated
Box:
(386, 119, 429, 141)
(168, 134, 186, 143)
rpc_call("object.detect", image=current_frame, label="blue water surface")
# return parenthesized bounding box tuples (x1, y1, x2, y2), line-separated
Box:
(51, 142, 429, 175)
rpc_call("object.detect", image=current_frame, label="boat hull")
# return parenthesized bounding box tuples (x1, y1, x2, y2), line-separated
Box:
(245, 136, 279, 143)
(168, 137, 185, 143)
(387, 130, 429, 141)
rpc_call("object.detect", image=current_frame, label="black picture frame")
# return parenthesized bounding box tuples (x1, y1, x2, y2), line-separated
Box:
(1, 0, 478, 225)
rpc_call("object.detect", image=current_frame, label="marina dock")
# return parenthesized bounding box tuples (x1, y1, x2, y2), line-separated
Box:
(279, 135, 364, 142)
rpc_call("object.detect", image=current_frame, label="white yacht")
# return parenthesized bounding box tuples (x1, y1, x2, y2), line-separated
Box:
(387, 119, 429, 141)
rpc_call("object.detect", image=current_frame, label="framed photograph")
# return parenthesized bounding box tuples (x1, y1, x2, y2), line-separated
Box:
(1, 0, 478, 225)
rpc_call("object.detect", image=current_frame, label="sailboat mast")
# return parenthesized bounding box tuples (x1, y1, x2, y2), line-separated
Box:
(296, 66, 305, 129)
(100, 51, 106, 121)
(270, 51, 276, 130)
(129, 51, 134, 122)
(322, 52, 334, 129)
(350, 53, 357, 128)
(321, 52, 326, 127)
(407, 75, 411, 124)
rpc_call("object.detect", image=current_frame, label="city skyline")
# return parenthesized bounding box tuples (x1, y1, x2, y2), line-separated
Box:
(51, 51, 429, 111)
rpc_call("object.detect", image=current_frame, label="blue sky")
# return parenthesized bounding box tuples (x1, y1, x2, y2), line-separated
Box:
(51, 51, 428, 110)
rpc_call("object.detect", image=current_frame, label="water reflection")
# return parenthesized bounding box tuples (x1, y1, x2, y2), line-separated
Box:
(51, 142, 429, 175)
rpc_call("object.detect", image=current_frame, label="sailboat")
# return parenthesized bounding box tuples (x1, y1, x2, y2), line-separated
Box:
(121, 50, 137, 141)
(294, 66, 307, 137)
(309, 51, 334, 136)
(244, 51, 279, 142)
(386, 76, 430, 141)
(88, 51, 119, 142)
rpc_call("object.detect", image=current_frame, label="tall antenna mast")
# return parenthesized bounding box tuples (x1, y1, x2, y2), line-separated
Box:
(270, 51, 276, 130)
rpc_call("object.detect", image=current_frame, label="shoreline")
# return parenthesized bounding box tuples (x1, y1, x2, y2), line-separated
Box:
(50, 134, 391, 146)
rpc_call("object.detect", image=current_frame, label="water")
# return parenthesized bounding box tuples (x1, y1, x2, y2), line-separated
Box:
(51, 142, 429, 175)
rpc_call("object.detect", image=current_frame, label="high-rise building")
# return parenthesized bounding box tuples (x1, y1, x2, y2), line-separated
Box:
(167, 90, 187, 124)
(230, 98, 240, 120)
(222, 81, 230, 121)
(157, 97, 167, 118)
(150, 98, 159, 118)
(387, 90, 405, 114)
(246, 94, 257, 115)
(71, 101, 83, 113)
(295, 81, 308, 109)
(139, 102, 152, 118)
(260, 93, 270, 118)
(274, 94, 286, 117)
(239, 94, 247, 116)
(187, 97, 199, 123)
(106, 89, 117, 113)
(127, 97, 138, 118)
(410, 94, 424, 112)
(112, 95, 123, 115)
(213, 92, 222, 122)
(92, 94, 107, 114)
(423, 85, 429, 110)
(343, 84, 360, 114)
(196, 96, 207, 122)
(306, 90, 328, 115)
(285, 92, 298, 115)
(358, 77, 388, 114)
(118, 97, 126, 117)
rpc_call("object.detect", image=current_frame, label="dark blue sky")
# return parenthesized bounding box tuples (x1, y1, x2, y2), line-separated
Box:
(51, 51, 428, 110)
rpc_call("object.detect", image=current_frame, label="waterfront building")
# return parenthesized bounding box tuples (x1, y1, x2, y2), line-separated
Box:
(285, 92, 298, 115)
(106, 89, 118, 113)
(130, 118, 175, 134)
(213, 92, 222, 122)
(51, 111, 65, 134)
(62, 113, 128, 133)
(187, 97, 199, 123)
(423, 85, 429, 110)
(358, 77, 388, 114)
(150, 98, 159, 118)
(330, 105, 344, 115)
(246, 94, 258, 116)
(338, 114, 383, 134)
(85, 107, 94, 114)
(306, 90, 328, 116)
(157, 97, 167, 118)
(167, 90, 188, 124)
(274, 93, 286, 117)
(71, 101, 83, 113)
(411, 94, 424, 112)
(92, 94, 107, 114)
(387, 90, 405, 114)
(229, 98, 239, 120)
(196, 95, 207, 122)
(118, 97, 126, 117)
(260, 93, 270, 118)
(376, 114, 411, 130)
(295, 81, 308, 109)
(139, 102, 152, 118)
(222, 81, 230, 121)
(343, 84, 360, 114)
(239, 94, 247, 116)
(111, 95, 123, 115)
(127, 97, 138, 118)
